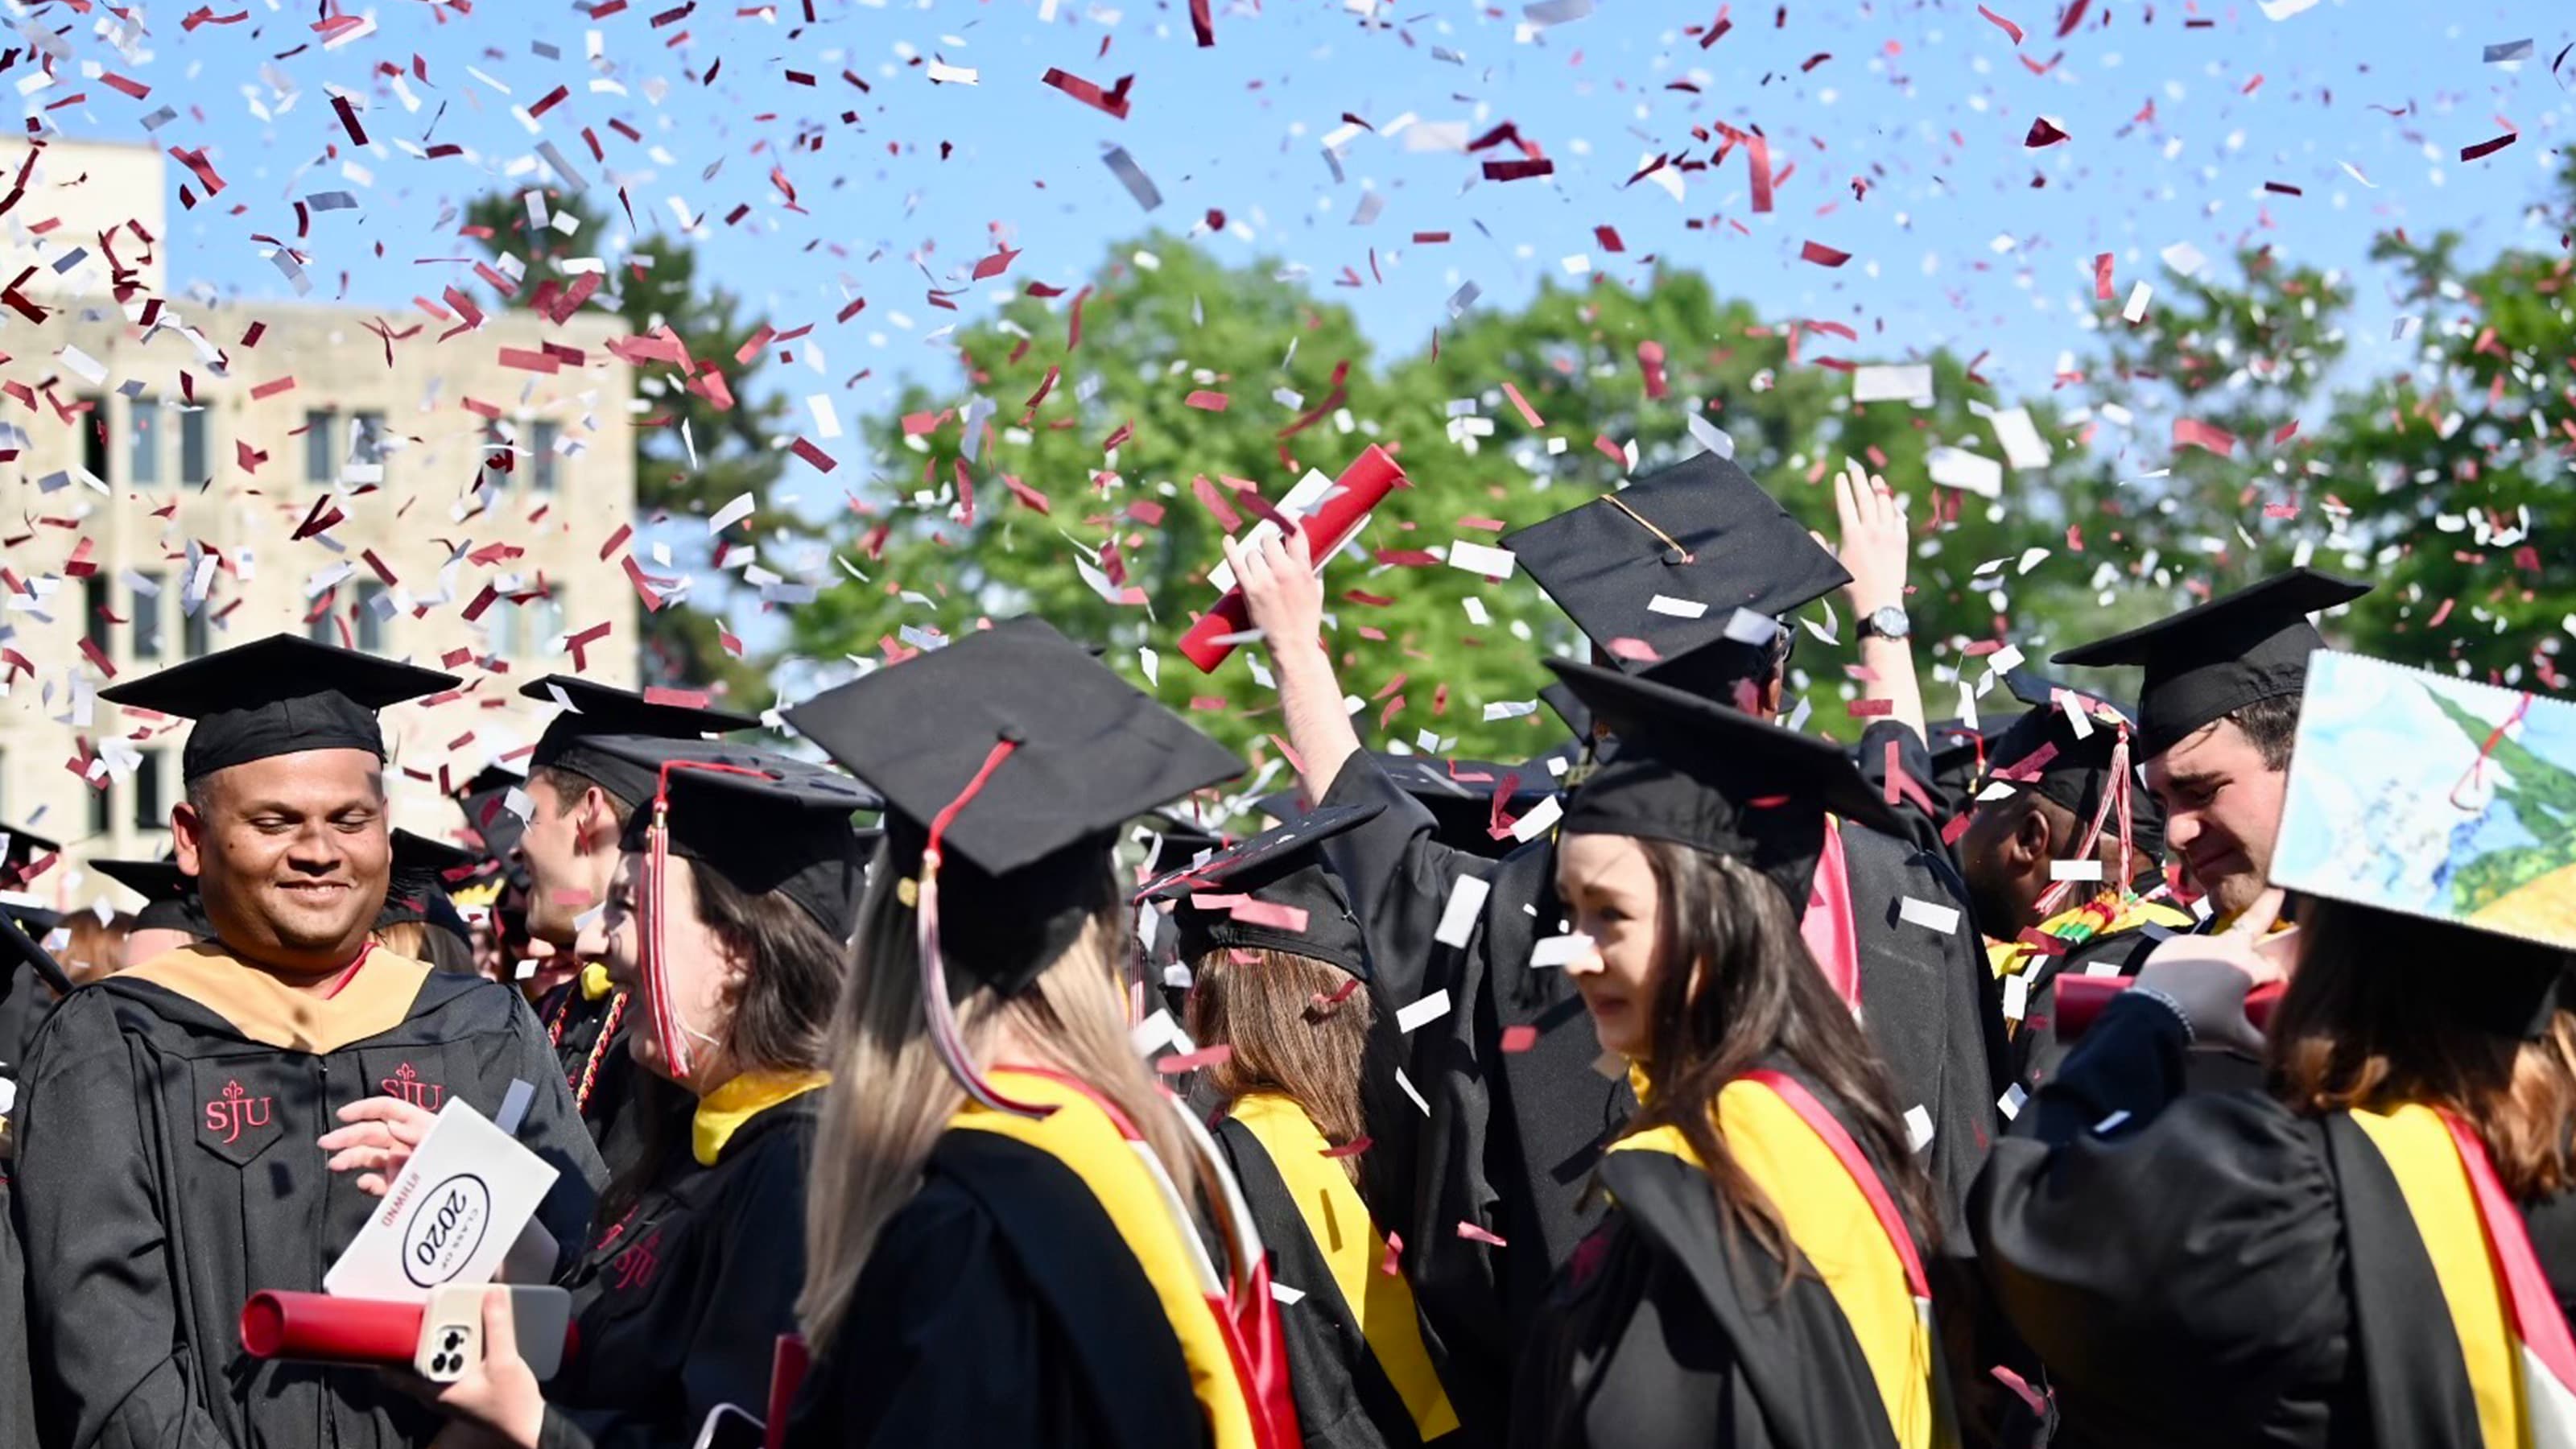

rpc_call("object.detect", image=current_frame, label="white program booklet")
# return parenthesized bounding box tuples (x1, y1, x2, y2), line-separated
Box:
(323, 1096, 560, 1302)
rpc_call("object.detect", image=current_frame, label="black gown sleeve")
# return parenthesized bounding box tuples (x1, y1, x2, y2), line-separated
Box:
(1315, 752, 1491, 1011)
(494, 993, 609, 1256)
(1851, 720, 1955, 864)
(1970, 997, 2352, 1444)
(10, 991, 233, 1449)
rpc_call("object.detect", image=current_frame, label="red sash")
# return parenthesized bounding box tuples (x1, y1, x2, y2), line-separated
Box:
(2442, 1109, 2576, 1401)
(1739, 1067, 1929, 1298)
(1801, 822, 1864, 1010)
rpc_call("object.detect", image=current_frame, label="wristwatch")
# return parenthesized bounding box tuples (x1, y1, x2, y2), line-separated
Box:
(1857, 605, 1912, 642)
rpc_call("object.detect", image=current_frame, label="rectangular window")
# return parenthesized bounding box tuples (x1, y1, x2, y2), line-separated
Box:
(183, 600, 212, 658)
(88, 777, 109, 837)
(353, 411, 387, 466)
(531, 421, 560, 493)
(127, 399, 162, 485)
(82, 574, 109, 654)
(131, 572, 164, 661)
(180, 407, 210, 482)
(304, 408, 339, 485)
(80, 395, 108, 484)
(526, 593, 564, 653)
(133, 749, 166, 833)
(355, 580, 389, 653)
(306, 594, 338, 646)
(480, 421, 514, 492)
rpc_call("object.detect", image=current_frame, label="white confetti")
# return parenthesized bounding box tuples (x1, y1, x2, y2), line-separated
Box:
(1646, 595, 1708, 619)
(1509, 793, 1563, 844)
(2003, 972, 2030, 1023)
(1722, 609, 1779, 646)
(1897, 898, 1962, 934)
(1447, 540, 1517, 579)
(1999, 1084, 2029, 1121)
(2050, 859, 2106, 882)
(1397, 989, 1453, 1034)
(1529, 933, 1593, 969)
(1904, 1104, 1935, 1152)
(1928, 447, 2003, 498)
(1435, 876, 1492, 947)
(1852, 364, 1934, 404)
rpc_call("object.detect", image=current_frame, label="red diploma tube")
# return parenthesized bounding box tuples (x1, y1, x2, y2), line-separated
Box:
(763, 1334, 810, 1449)
(240, 1291, 421, 1366)
(2054, 975, 2285, 1042)
(1179, 444, 1406, 674)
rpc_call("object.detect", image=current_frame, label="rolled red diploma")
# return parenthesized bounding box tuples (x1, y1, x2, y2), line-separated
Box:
(763, 1334, 810, 1449)
(2054, 975, 2285, 1042)
(1179, 444, 1406, 674)
(240, 1291, 421, 1366)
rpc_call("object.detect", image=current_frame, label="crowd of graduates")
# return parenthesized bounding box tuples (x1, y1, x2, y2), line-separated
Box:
(0, 449, 2569, 1449)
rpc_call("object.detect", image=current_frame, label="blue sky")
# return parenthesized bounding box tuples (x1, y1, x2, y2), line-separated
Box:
(40, 0, 2576, 649)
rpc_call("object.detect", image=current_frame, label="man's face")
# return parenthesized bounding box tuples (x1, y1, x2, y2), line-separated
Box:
(515, 774, 611, 947)
(2147, 718, 2289, 921)
(174, 749, 390, 974)
(1958, 794, 2050, 938)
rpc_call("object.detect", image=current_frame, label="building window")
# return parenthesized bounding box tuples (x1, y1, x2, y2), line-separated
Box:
(88, 775, 109, 837)
(131, 571, 164, 661)
(133, 749, 167, 833)
(480, 421, 514, 491)
(183, 600, 212, 658)
(306, 590, 338, 646)
(180, 407, 211, 482)
(353, 411, 386, 467)
(127, 398, 162, 485)
(81, 395, 109, 483)
(531, 421, 560, 493)
(82, 574, 110, 654)
(525, 592, 564, 654)
(355, 579, 388, 653)
(304, 408, 339, 485)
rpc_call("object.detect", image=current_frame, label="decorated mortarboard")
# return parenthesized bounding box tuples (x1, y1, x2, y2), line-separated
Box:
(1981, 669, 2168, 865)
(1505, 452, 1851, 679)
(1548, 658, 1901, 912)
(1137, 803, 1383, 979)
(92, 854, 208, 935)
(378, 829, 479, 951)
(784, 617, 1243, 1114)
(585, 736, 880, 1080)
(522, 676, 760, 809)
(0, 820, 60, 894)
(2050, 568, 2372, 760)
(97, 634, 459, 782)
(2271, 651, 2576, 957)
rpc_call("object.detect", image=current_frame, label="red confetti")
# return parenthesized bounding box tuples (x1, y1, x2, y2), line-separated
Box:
(1482, 158, 1555, 182)
(1499, 1025, 1540, 1053)
(2173, 419, 2239, 458)
(1154, 1043, 1232, 1075)
(2024, 117, 2070, 149)
(1184, 390, 1230, 412)
(2460, 132, 2517, 163)
(1977, 4, 2025, 43)
(2092, 253, 2114, 300)
(790, 437, 839, 473)
(1456, 1221, 1508, 1247)
(1847, 699, 1894, 718)
(1594, 225, 1625, 253)
(250, 376, 297, 401)
(1319, 1137, 1373, 1160)
(1041, 68, 1135, 120)
(1800, 240, 1852, 268)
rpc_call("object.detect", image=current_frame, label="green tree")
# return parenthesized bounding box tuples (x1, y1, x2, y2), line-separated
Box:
(463, 191, 789, 703)
(795, 237, 2100, 766)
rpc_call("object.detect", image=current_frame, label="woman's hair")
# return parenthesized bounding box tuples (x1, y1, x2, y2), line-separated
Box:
(799, 843, 1195, 1356)
(371, 919, 477, 976)
(597, 855, 848, 1224)
(59, 911, 132, 989)
(1624, 839, 1942, 1282)
(1185, 947, 1373, 1183)
(2269, 898, 2576, 1199)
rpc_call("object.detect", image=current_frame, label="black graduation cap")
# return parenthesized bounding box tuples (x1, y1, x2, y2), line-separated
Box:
(1548, 658, 1900, 911)
(1137, 803, 1382, 979)
(1505, 452, 1851, 677)
(376, 829, 477, 951)
(1261, 753, 1556, 861)
(1980, 671, 2167, 863)
(2050, 568, 2372, 759)
(1924, 717, 2009, 808)
(92, 854, 208, 935)
(1138, 809, 1230, 873)
(1, 820, 60, 893)
(452, 762, 531, 861)
(590, 737, 881, 939)
(784, 617, 1245, 997)
(522, 675, 760, 809)
(97, 634, 459, 782)
(1540, 680, 1595, 742)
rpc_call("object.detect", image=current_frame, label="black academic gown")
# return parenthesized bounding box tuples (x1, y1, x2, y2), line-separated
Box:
(1510, 1064, 1938, 1449)
(1318, 755, 1628, 1443)
(0, 1167, 35, 1449)
(541, 977, 647, 1183)
(785, 1129, 1205, 1449)
(1971, 995, 2576, 1449)
(10, 950, 604, 1449)
(1213, 1104, 1459, 1449)
(542, 1097, 814, 1449)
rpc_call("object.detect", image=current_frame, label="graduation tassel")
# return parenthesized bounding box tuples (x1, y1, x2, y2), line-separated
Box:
(915, 737, 1055, 1119)
(2033, 722, 2136, 921)
(642, 759, 776, 1083)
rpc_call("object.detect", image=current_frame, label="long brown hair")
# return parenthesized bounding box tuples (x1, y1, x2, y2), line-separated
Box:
(1624, 839, 1941, 1282)
(798, 844, 1198, 1356)
(2268, 898, 2576, 1199)
(1185, 947, 1373, 1183)
(597, 854, 847, 1224)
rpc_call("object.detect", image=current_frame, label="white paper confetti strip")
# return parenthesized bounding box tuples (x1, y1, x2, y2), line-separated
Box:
(1904, 1104, 1936, 1153)
(1102, 147, 1162, 211)
(1395, 1067, 1430, 1117)
(2050, 859, 2105, 882)
(1989, 407, 2053, 470)
(2002, 972, 2030, 1023)
(1509, 793, 1564, 844)
(1852, 364, 1934, 404)
(1434, 876, 1492, 948)
(1897, 898, 1963, 935)
(1397, 989, 1452, 1034)
(1270, 1282, 1308, 1306)
(1528, 933, 1593, 969)
(1130, 1008, 1190, 1059)
(1646, 594, 1707, 619)
(1998, 1084, 2029, 1121)
(1928, 447, 2003, 498)
(1723, 609, 1779, 646)
(1447, 540, 1517, 579)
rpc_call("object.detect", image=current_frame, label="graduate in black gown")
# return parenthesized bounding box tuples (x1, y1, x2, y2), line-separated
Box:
(1513, 658, 1956, 1449)
(1144, 803, 1464, 1449)
(373, 828, 481, 975)
(369, 739, 870, 1449)
(1971, 654, 2576, 1447)
(511, 678, 759, 1180)
(0, 914, 72, 1449)
(92, 852, 216, 964)
(1952, 672, 2191, 1095)
(781, 619, 1299, 1449)
(10, 634, 604, 1449)
(0, 823, 64, 1087)
(1225, 454, 1998, 1430)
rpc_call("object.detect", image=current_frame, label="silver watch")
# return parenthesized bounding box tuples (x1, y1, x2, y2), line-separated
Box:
(1859, 605, 1912, 642)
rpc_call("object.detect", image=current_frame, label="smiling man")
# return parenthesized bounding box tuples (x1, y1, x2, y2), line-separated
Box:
(9, 635, 603, 1449)
(2051, 569, 2374, 931)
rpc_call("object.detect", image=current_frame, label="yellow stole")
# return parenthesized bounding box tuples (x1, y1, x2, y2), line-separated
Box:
(690, 1069, 829, 1166)
(2348, 1105, 2520, 1449)
(1610, 1075, 1941, 1449)
(1228, 1092, 1459, 1441)
(125, 942, 431, 1054)
(950, 1068, 1260, 1449)
(1987, 890, 2195, 983)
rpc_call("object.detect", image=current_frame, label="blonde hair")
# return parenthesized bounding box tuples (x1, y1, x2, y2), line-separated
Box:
(798, 844, 1199, 1355)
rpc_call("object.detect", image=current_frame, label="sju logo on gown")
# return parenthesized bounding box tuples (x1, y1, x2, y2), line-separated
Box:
(204, 1080, 273, 1146)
